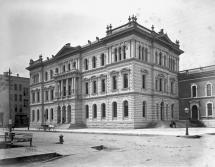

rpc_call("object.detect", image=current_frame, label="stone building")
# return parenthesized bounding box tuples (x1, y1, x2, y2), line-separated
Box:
(0, 71, 30, 127)
(27, 16, 183, 128)
(179, 65, 215, 127)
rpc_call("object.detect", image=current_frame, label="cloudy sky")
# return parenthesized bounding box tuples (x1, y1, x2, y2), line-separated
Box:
(0, 0, 215, 77)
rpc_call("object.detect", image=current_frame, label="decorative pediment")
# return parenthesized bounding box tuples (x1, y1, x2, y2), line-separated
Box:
(157, 73, 165, 78)
(140, 69, 148, 74)
(90, 75, 98, 80)
(120, 68, 131, 73)
(100, 74, 107, 78)
(157, 33, 174, 45)
(110, 70, 119, 76)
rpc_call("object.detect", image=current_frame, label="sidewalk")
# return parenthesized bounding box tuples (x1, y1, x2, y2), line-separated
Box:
(10, 127, 215, 136)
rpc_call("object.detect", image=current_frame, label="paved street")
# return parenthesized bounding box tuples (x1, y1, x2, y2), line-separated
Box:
(1, 128, 215, 167)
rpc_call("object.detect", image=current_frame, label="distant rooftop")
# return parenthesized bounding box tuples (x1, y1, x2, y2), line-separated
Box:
(180, 65, 215, 74)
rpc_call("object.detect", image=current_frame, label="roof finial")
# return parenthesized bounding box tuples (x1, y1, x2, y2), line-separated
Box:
(176, 40, 179, 45)
(109, 24, 112, 30)
(151, 25, 154, 31)
(128, 16, 131, 22)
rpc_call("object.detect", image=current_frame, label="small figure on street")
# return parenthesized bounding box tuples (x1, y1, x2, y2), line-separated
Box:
(170, 120, 176, 128)
(59, 134, 64, 144)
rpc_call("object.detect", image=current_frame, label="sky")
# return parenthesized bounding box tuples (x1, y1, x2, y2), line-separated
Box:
(0, 0, 215, 77)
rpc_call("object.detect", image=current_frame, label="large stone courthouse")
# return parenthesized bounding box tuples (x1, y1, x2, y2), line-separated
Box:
(27, 16, 183, 128)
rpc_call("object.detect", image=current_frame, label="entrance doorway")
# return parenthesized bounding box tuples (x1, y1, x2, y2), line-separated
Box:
(191, 105, 198, 120)
(160, 102, 164, 120)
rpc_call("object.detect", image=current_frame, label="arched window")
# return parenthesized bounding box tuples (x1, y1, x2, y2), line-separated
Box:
(92, 56, 96, 68)
(85, 105, 89, 119)
(55, 68, 59, 74)
(191, 84, 197, 97)
(84, 59, 88, 70)
(32, 110, 35, 122)
(45, 72, 48, 81)
(207, 103, 213, 117)
(123, 100, 128, 118)
(112, 102, 117, 118)
(50, 108, 53, 121)
(206, 83, 212, 96)
(50, 70, 53, 79)
(45, 109, 48, 121)
(142, 101, 146, 117)
(93, 104, 97, 118)
(101, 103, 106, 118)
(37, 109, 40, 121)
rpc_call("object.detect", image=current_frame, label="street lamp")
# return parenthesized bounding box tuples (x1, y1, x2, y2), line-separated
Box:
(184, 107, 189, 135)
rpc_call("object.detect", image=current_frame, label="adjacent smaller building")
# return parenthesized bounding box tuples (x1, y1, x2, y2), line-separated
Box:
(0, 71, 30, 127)
(179, 65, 215, 127)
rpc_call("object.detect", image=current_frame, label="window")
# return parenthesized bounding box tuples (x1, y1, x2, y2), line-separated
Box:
(63, 65, 66, 72)
(145, 48, 148, 62)
(123, 74, 128, 89)
(50, 70, 53, 79)
(155, 79, 158, 91)
(192, 85, 197, 97)
(24, 99, 28, 107)
(93, 104, 97, 118)
(141, 47, 144, 60)
(101, 79, 106, 93)
(45, 90, 49, 101)
(142, 75, 145, 89)
(68, 63, 71, 71)
(164, 55, 166, 67)
(19, 84, 22, 91)
(159, 52, 162, 65)
(45, 72, 48, 81)
(112, 76, 117, 90)
(84, 59, 88, 70)
(171, 104, 174, 119)
(123, 100, 128, 118)
(85, 82, 89, 95)
(19, 95, 22, 102)
(206, 83, 212, 96)
(101, 103, 106, 118)
(37, 91, 40, 102)
(119, 47, 122, 61)
(123, 45, 126, 59)
(15, 105, 17, 112)
(164, 79, 167, 92)
(171, 81, 174, 94)
(55, 68, 59, 74)
(138, 45, 141, 59)
(101, 54, 105, 66)
(92, 56, 96, 68)
(207, 103, 213, 117)
(14, 84, 17, 90)
(85, 105, 89, 119)
(93, 80, 97, 94)
(112, 102, 117, 118)
(159, 78, 163, 91)
(114, 48, 117, 62)
(14, 94, 17, 101)
(32, 110, 35, 122)
(33, 74, 39, 83)
(142, 101, 146, 117)
(51, 89, 54, 100)
(73, 62, 76, 69)
(68, 85, 71, 95)
(45, 109, 48, 121)
(63, 84, 66, 96)
(155, 51, 158, 64)
(37, 109, 40, 121)
(50, 108, 54, 121)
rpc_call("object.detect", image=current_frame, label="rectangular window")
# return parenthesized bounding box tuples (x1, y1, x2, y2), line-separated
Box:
(45, 90, 49, 101)
(14, 84, 17, 91)
(142, 75, 145, 89)
(207, 103, 212, 116)
(142, 101, 146, 117)
(37, 91, 40, 102)
(85, 82, 89, 95)
(101, 79, 106, 92)
(114, 48, 117, 62)
(159, 78, 163, 91)
(112, 76, 117, 90)
(101, 54, 105, 66)
(24, 99, 28, 107)
(155, 79, 158, 91)
(123, 74, 128, 88)
(32, 93, 35, 103)
(93, 81, 97, 94)
(119, 47, 121, 61)
(63, 86, 66, 96)
(68, 85, 71, 95)
(51, 89, 54, 100)
(123, 45, 126, 59)
(171, 82, 174, 94)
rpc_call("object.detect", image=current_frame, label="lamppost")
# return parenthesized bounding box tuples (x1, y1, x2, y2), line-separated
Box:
(184, 107, 189, 135)
(8, 69, 12, 133)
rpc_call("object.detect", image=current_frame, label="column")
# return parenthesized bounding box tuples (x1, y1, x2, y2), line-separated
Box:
(74, 77, 76, 94)
(61, 107, 63, 123)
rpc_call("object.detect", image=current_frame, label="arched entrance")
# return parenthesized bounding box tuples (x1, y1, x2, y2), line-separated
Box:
(191, 105, 198, 120)
(67, 105, 71, 123)
(57, 106, 61, 123)
(62, 106, 66, 123)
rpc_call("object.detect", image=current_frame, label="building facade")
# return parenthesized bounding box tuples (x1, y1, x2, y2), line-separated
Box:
(179, 65, 215, 127)
(27, 16, 183, 128)
(0, 72, 30, 127)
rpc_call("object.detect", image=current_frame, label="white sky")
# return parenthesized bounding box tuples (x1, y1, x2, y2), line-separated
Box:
(0, 0, 215, 77)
